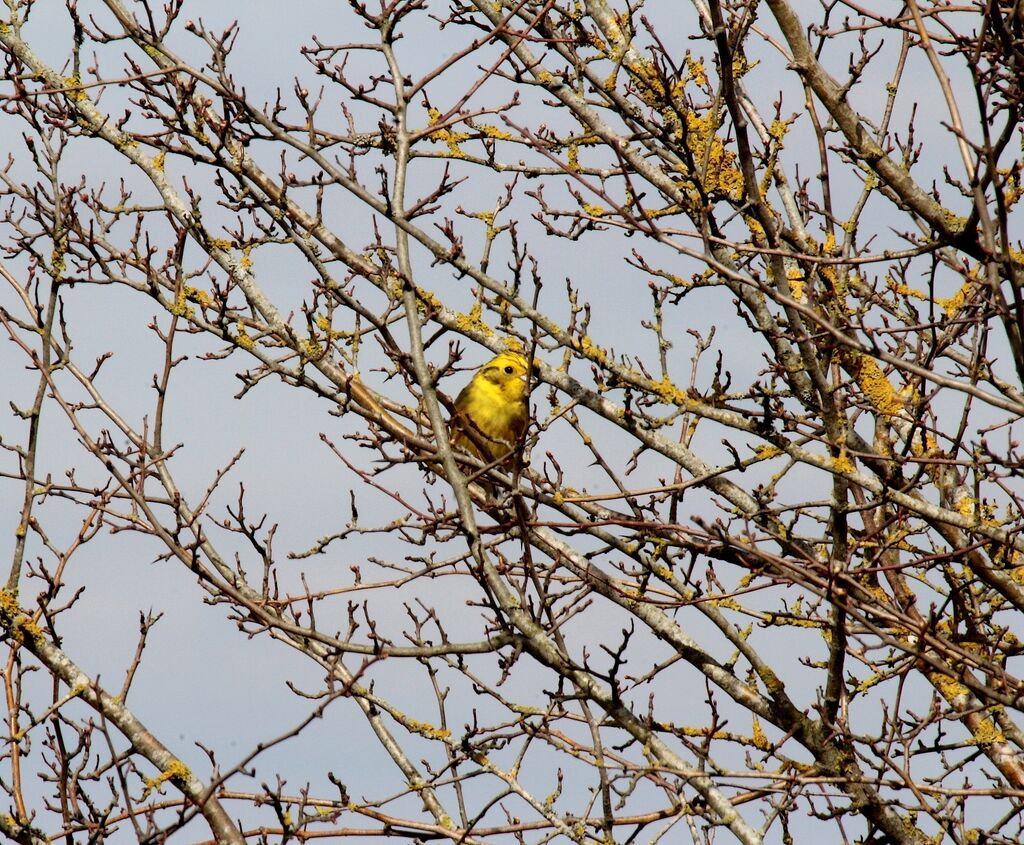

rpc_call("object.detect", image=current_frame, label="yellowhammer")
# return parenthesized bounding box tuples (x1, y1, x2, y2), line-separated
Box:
(450, 351, 532, 467)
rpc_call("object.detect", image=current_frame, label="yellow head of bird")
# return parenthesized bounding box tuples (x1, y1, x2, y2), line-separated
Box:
(475, 351, 532, 402)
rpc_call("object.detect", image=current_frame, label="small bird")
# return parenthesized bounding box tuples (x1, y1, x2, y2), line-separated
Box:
(450, 351, 532, 471)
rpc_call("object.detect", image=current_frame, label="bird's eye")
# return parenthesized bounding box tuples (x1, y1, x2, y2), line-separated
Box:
(504, 366, 515, 374)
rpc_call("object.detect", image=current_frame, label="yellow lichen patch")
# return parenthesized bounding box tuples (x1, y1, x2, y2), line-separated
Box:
(567, 142, 581, 173)
(832, 448, 854, 474)
(610, 11, 629, 42)
(997, 167, 1022, 208)
(640, 203, 683, 220)
(467, 210, 497, 241)
(403, 719, 453, 741)
(578, 335, 608, 365)
(500, 338, 526, 356)
(0, 590, 43, 647)
(956, 495, 976, 521)
(854, 673, 887, 694)
(971, 716, 1004, 745)
(686, 57, 708, 88)
(751, 717, 770, 751)
(453, 301, 493, 337)
(476, 123, 512, 141)
(941, 208, 969, 231)
(426, 108, 470, 158)
(164, 760, 192, 784)
(786, 267, 805, 301)
(415, 286, 443, 316)
(927, 670, 969, 705)
(235, 321, 254, 350)
(758, 667, 785, 695)
(845, 352, 905, 417)
(62, 75, 87, 102)
(818, 264, 848, 307)
(886, 277, 927, 301)
(650, 562, 672, 581)
(768, 117, 794, 144)
(114, 134, 139, 152)
(314, 315, 350, 343)
(152, 150, 166, 172)
(142, 760, 193, 797)
(652, 375, 689, 407)
(183, 286, 212, 307)
(937, 279, 973, 317)
(731, 54, 756, 78)
(980, 500, 1001, 527)
(744, 215, 766, 241)
(169, 289, 194, 319)
(769, 613, 821, 630)
(683, 112, 743, 198)
(620, 584, 643, 604)
(669, 724, 743, 744)
(886, 273, 975, 321)
(565, 133, 603, 172)
(381, 269, 403, 301)
(190, 120, 210, 145)
(754, 444, 781, 460)
(624, 58, 667, 108)
(50, 230, 68, 279)
(581, 203, 606, 218)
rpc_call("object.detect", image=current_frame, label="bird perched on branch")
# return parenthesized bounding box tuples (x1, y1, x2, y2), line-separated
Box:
(450, 351, 532, 471)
